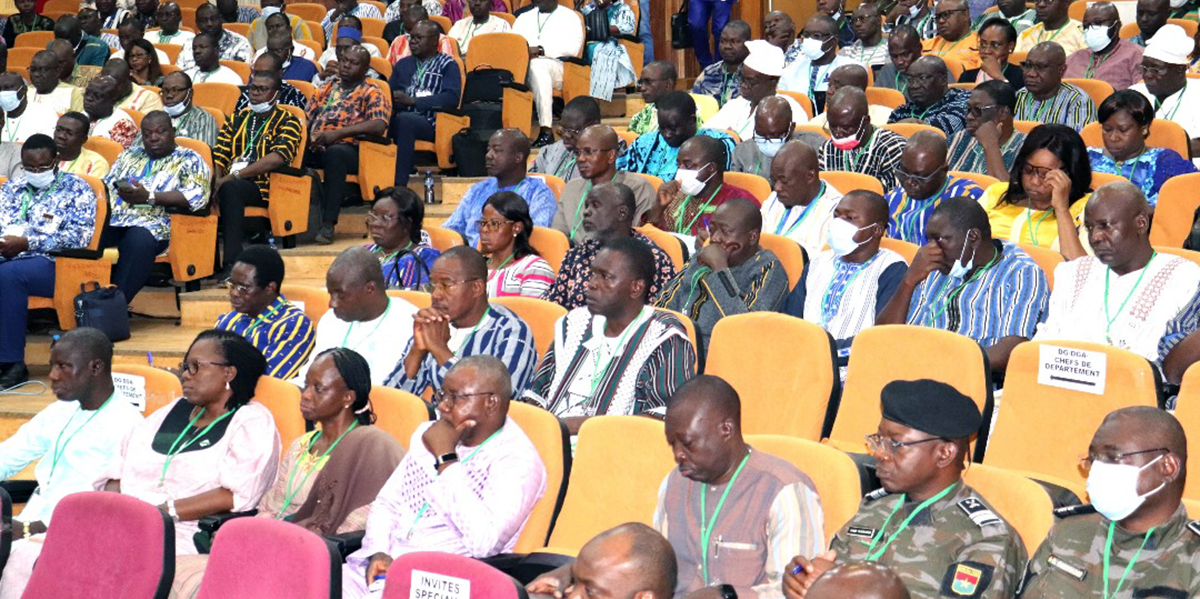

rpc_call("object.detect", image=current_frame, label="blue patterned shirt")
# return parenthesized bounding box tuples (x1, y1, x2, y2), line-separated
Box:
(1013, 83, 1097, 132)
(0, 172, 97, 258)
(442, 177, 557, 247)
(215, 296, 315, 380)
(885, 175, 984, 244)
(691, 61, 741, 107)
(367, 242, 441, 289)
(1159, 289, 1200, 367)
(888, 88, 972, 137)
(384, 304, 539, 396)
(617, 128, 736, 182)
(105, 145, 211, 241)
(1087, 147, 1196, 207)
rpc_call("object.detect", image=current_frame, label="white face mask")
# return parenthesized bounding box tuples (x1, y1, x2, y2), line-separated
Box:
(831, 116, 868, 150)
(755, 132, 790, 158)
(827, 218, 877, 257)
(1087, 455, 1166, 521)
(0, 90, 21, 113)
(1170, 0, 1188, 9)
(1083, 24, 1113, 52)
(262, 5, 282, 16)
(908, 2, 923, 18)
(163, 89, 191, 117)
(250, 91, 278, 113)
(675, 163, 713, 196)
(801, 37, 829, 60)
(948, 232, 976, 278)
(25, 168, 55, 189)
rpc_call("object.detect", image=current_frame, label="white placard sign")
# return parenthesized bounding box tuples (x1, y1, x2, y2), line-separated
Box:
(1037, 344, 1107, 395)
(292, 300, 306, 312)
(409, 570, 470, 599)
(113, 372, 147, 410)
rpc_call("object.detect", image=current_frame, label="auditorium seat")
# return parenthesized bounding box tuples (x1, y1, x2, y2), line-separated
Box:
(506, 401, 570, 552)
(382, 552, 527, 599)
(865, 86, 906, 109)
(387, 289, 432, 309)
(655, 308, 701, 370)
(528, 226, 569, 274)
(491, 296, 567, 359)
(880, 237, 919, 264)
(747, 434, 861, 540)
(113, 364, 183, 415)
(1150, 172, 1200, 247)
(466, 33, 535, 138)
(1015, 242, 1064, 289)
(280, 284, 331, 324)
(819, 170, 884, 196)
(949, 170, 999, 191)
(883, 122, 946, 139)
(244, 104, 311, 247)
(197, 518, 341, 599)
(962, 463, 1055, 554)
(1173, 363, 1200, 502)
(26, 173, 109, 330)
(724, 171, 773, 205)
(425, 226, 467, 251)
(758, 233, 806, 289)
(193, 82, 241, 118)
(635, 224, 687, 270)
(254, 376, 305, 450)
(777, 90, 815, 120)
(1081, 120, 1189, 161)
(369, 385, 432, 449)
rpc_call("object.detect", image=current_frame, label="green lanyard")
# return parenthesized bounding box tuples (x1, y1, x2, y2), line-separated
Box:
(47, 393, 115, 480)
(487, 253, 516, 281)
(341, 302, 391, 350)
(554, 153, 578, 178)
(775, 182, 825, 237)
(1021, 206, 1055, 244)
(245, 301, 284, 336)
(1085, 50, 1113, 79)
(1115, 150, 1145, 181)
(847, 130, 876, 173)
(1043, 22, 1069, 43)
(570, 181, 595, 241)
(894, 178, 950, 242)
(414, 56, 431, 83)
(699, 450, 752, 584)
(405, 426, 504, 539)
(1103, 252, 1155, 344)
(864, 482, 959, 561)
(924, 251, 1000, 326)
(159, 407, 238, 485)
(1102, 521, 1155, 599)
(276, 421, 360, 518)
(585, 308, 648, 398)
(236, 112, 271, 161)
(675, 184, 724, 234)
(720, 71, 733, 106)
(455, 308, 490, 354)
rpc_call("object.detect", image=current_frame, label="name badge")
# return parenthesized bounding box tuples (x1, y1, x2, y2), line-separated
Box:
(847, 526, 876, 539)
(415, 90, 433, 98)
(1047, 555, 1087, 581)
(230, 161, 250, 173)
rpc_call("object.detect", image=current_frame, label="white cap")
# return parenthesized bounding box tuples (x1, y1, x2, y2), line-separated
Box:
(743, 39, 785, 77)
(1144, 24, 1192, 65)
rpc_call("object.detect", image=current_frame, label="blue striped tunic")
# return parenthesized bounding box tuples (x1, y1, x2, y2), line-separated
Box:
(215, 296, 316, 380)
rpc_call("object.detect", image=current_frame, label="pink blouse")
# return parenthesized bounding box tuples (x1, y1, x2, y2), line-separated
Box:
(486, 254, 555, 299)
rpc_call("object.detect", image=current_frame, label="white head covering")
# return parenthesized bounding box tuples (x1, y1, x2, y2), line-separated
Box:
(1144, 24, 1192, 65)
(743, 39, 786, 77)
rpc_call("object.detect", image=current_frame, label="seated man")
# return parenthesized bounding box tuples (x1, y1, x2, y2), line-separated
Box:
(706, 39, 809, 141)
(546, 182, 676, 310)
(784, 379, 1027, 599)
(806, 564, 911, 599)
(530, 374, 825, 597)
(28, 50, 83, 117)
(1063, 2, 1143, 89)
(134, 0, 161, 28)
(386, 4, 456, 63)
(0, 73, 58, 144)
(0, 135, 100, 387)
(839, 2, 889, 73)
(1132, 0, 1172, 46)
(888, 0, 936, 39)
(155, 72, 218, 147)
(319, 19, 383, 80)
(101, 111, 210, 302)
(887, 56, 971, 137)
(305, 45, 389, 244)
(552, 124, 657, 244)
(176, 2, 254, 69)
(656, 199, 789, 349)
(442, 129, 556, 247)
(628, 61, 719, 136)
(885, 131, 984, 244)
(529, 524, 676, 599)
(765, 10, 801, 65)
(619, 91, 737, 183)
(183, 32, 246, 86)
(1016, 0, 1085, 53)
(946, 80, 1025, 181)
(530, 96, 600, 183)
(1130, 25, 1200, 167)
(83, 75, 139, 149)
(922, 0, 980, 70)
(213, 70, 303, 274)
(732, 97, 822, 184)
(265, 30, 320, 82)
(146, 1, 194, 45)
(1013, 42, 1097, 132)
(321, 0, 382, 41)
(819, 87, 908, 191)
(526, 238, 696, 433)
(513, 0, 585, 147)
(960, 17, 1025, 88)
(761, 141, 844, 257)
(876, 197, 1048, 374)
(215, 245, 315, 380)
(248, 0, 308, 50)
(653, 136, 758, 237)
(779, 15, 856, 114)
(48, 40, 96, 94)
(385, 247, 538, 396)
(1035, 182, 1200, 362)
(874, 25, 950, 93)
(253, 13, 318, 62)
(218, 0, 260, 24)
(388, 19, 461, 187)
(233, 53, 309, 111)
(342, 356, 547, 598)
(692, 21, 751, 108)
(0, 328, 143, 592)
(449, 0, 512, 55)
(55, 14, 111, 68)
(808, 64, 896, 128)
(103, 57, 164, 113)
(784, 190, 908, 365)
(55, 111, 111, 177)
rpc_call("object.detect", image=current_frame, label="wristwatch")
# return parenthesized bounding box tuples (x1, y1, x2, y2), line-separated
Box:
(717, 584, 737, 599)
(434, 452, 459, 467)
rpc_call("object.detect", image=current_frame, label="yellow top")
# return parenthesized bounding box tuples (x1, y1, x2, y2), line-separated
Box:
(979, 182, 1091, 252)
(923, 31, 981, 71)
(1015, 19, 1086, 54)
(59, 148, 111, 179)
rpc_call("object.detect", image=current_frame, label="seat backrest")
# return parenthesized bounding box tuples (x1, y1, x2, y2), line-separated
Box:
(425, 225, 466, 251)
(280, 284, 331, 324)
(987, 340, 1160, 492)
(220, 59, 251, 84)
(201, 106, 227, 131)
(636, 224, 687, 270)
(948, 82, 977, 91)
(546, 415, 675, 554)
(1062, 78, 1114, 108)
(7, 47, 37, 70)
(529, 226, 569, 274)
(223, 22, 251, 38)
(369, 385, 431, 449)
(883, 122, 946, 139)
(287, 79, 318, 104)
(864, 86, 906, 109)
(286, 2, 328, 23)
(707, 314, 835, 439)
(154, 42, 183, 64)
(776, 90, 814, 120)
(1119, 18, 1199, 38)
(962, 463, 1055, 555)
(465, 32, 531, 82)
(1067, 0, 1087, 20)
(278, 104, 309, 167)
(723, 171, 773, 204)
(491, 296, 567, 359)
(1014, 242, 1064, 289)
(84, 136, 124, 167)
(126, 107, 146, 128)
(655, 307, 700, 369)
(528, 173, 566, 201)
(198, 518, 340, 599)
(1176, 363, 1200, 501)
(24, 491, 173, 599)
(382, 552, 526, 599)
(386, 289, 432, 309)
(370, 55, 393, 81)
(113, 364, 183, 415)
(1081, 120, 1191, 160)
(1157, 245, 1200, 267)
(1091, 171, 1127, 190)
(14, 31, 55, 48)
(758, 233, 806, 288)
(253, 375, 305, 449)
(1013, 120, 1038, 135)
(880, 237, 918, 264)
(429, 14, 453, 34)
(193, 82, 241, 117)
(507, 401, 570, 552)
(1149, 172, 1200, 248)
(820, 170, 884, 195)
(949, 170, 999, 191)
(747, 435, 861, 541)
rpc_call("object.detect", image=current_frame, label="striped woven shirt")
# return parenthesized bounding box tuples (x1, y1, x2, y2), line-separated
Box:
(885, 175, 985, 245)
(906, 240, 1049, 348)
(215, 296, 316, 380)
(384, 304, 539, 396)
(887, 88, 972, 137)
(818, 127, 908, 191)
(213, 105, 304, 199)
(1013, 83, 1097, 132)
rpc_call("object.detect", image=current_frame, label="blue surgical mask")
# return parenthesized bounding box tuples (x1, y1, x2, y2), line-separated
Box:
(756, 136, 787, 158)
(948, 233, 976, 279)
(25, 169, 55, 190)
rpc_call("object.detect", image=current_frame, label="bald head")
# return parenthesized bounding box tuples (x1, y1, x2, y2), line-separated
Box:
(1092, 406, 1188, 503)
(828, 87, 868, 129)
(775, 140, 818, 173)
(1102, 406, 1187, 463)
(715, 197, 763, 231)
(906, 130, 949, 163)
(578, 123, 618, 150)
(828, 64, 869, 97)
(1085, 1, 1119, 22)
(667, 375, 743, 428)
(845, 189, 889, 227)
(573, 523, 677, 599)
(450, 355, 513, 402)
(1030, 41, 1066, 64)
(807, 564, 911, 599)
(755, 96, 794, 139)
(1088, 181, 1150, 220)
(328, 245, 386, 290)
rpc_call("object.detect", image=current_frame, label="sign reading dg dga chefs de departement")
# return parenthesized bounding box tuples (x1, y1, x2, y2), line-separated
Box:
(1037, 344, 1107, 396)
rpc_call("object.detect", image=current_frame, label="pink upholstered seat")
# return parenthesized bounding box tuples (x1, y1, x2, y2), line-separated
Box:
(382, 551, 528, 599)
(196, 517, 340, 599)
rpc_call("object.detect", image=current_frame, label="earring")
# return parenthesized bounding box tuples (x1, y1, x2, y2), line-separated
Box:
(225, 381, 231, 392)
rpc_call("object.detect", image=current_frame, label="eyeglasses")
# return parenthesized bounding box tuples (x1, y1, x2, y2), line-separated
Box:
(1020, 60, 1056, 73)
(1137, 63, 1176, 77)
(474, 218, 513, 231)
(24, 164, 54, 174)
(965, 103, 998, 117)
(576, 146, 614, 158)
(433, 390, 494, 406)
(1078, 447, 1168, 471)
(906, 72, 939, 85)
(801, 30, 836, 40)
(428, 278, 481, 294)
(933, 8, 967, 20)
(896, 166, 945, 183)
(1020, 163, 1056, 180)
(228, 280, 260, 293)
(366, 213, 399, 225)
(556, 125, 585, 137)
(865, 433, 945, 456)
(850, 14, 878, 24)
(178, 359, 232, 376)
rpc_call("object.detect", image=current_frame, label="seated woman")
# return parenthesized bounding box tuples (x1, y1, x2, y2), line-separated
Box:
(171, 347, 405, 598)
(128, 39, 165, 87)
(479, 191, 555, 298)
(1087, 90, 1195, 207)
(979, 124, 1092, 259)
(365, 187, 441, 289)
(580, 0, 637, 102)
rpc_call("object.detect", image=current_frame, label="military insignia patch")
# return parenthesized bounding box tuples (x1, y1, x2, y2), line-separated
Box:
(1187, 521, 1200, 537)
(1047, 555, 1087, 581)
(941, 561, 993, 598)
(957, 498, 1001, 527)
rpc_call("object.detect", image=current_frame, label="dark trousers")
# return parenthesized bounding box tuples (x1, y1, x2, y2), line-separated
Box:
(217, 178, 267, 270)
(0, 256, 55, 363)
(100, 225, 169, 302)
(307, 143, 359, 225)
(390, 112, 436, 187)
(688, 0, 733, 67)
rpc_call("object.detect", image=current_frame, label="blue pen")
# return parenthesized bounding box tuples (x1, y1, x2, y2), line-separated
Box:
(792, 563, 805, 575)
(146, 351, 153, 367)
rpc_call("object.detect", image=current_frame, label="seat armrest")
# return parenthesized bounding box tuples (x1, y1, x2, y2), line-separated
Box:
(499, 82, 530, 93)
(327, 529, 366, 558)
(432, 106, 466, 117)
(560, 56, 589, 66)
(357, 134, 393, 145)
(0, 481, 37, 505)
(163, 204, 212, 217)
(274, 165, 309, 177)
(198, 510, 258, 534)
(48, 248, 105, 260)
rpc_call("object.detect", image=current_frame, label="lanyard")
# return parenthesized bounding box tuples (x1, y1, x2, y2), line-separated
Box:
(1102, 521, 1155, 599)
(341, 302, 391, 350)
(1103, 252, 1155, 344)
(864, 482, 959, 561)
(414, 56, 432, 83)
(245, 301, 284, 336)
(536, 12, 552, 36)
(1021, 206, 1055, 244)
(1085, 49, 1113, 79)
(487, 253, 516, 281)
(554, 153, 578, 178)
(236, 112, 271, 161)
(159, 407, 237, 485)
(140, 157, 155, 181)
(775, 183, 825, 237)
(699, 450, 752, 584)
(819, 255, 877, 326)
(1115, 149, 1145, 180)
(924, 250, 1000, 326)
(1033, 91, 1057, 123)
(276, 421, 360, 518)
(405, 426, 504, 538)
(455, 308, 490, 354)
(570, 181, 593, 241)
(1043, 22, 1070, 43)
(847, 130, 876, 173)
(675, 184, 724, 234)
(4, 113, 21, 143)
(464, 20, 485, 44)
(932, 35, 965, 57)
(61, 155, 82, 174)
(586, 307, 648, 398)
(720, 71, 734, 106)
(47, 393, 115, 481)
(893, 178, 949, 242)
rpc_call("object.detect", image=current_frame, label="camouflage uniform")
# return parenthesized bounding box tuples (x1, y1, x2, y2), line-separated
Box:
(1018, 504, 1200, 598)
(829, 482, 1027, 599)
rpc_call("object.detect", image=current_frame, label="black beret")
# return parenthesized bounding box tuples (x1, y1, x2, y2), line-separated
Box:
(880, 379, 981, 439)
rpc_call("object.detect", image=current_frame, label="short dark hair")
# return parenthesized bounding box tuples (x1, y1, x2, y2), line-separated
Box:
(61, 110, 91, 131)
(657, 90, 697, 119)
(645, 60, 678, 81)
(189, 329, 267, 410)
(723, 19, 751, 40)
(235, 245, 285, 289)
(254, 50, 285, 72)
(22, 134, 58, 158)
(250, 68, 283, 92)
(1001, 124, 1091, 208)
(687, 135, 728, 171)
(1098, 89, 1155, 128)
(483, 191, 539, 260)
(440, 245, 489, 281)
(975, 80, 1016, 111)
(55, 327, 113, 370)
(195, 30, 221, 47)
(931, 196, 992, 238)
(978, 16, 1018, 44)
(563, 95, 601, 124)
(600, 237, 656, 301)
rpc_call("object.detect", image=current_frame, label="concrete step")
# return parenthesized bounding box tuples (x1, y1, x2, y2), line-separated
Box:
(180, 278, 326, 328)
(24, 319, 205, 371)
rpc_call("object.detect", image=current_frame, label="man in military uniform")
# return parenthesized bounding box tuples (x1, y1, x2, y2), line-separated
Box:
(1018, 406, 1200, 598)
(783, 379, 1027, 599)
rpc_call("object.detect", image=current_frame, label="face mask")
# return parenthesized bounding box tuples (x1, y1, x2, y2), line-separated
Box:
(801, 37, 828, 60)
(831, 116, 867, 150)
(827, 218, 877, 257)
(26, 169, 55, 190)
(908, 2, 922, 18)
(1083, 24, 1112, 52)
(0, 90, 21, 113)
(948, 232, 976, 279)
(1087, 455, 1165, 521)
(1170, 0, 1188, 9)
(262, 5, 281, 16)
(164, 89, 192, 117)
(675, 163, 713, 196)
(249, 91, 278, 113)
(756, 135, 787, 158)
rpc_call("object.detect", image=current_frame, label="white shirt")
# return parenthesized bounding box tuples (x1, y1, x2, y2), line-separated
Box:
(779, 54, 858, 98)
(0, 101, 59, 144)
(293, 296, 419, 386)
(513, 5, 584, 60)
(760, 182, 844, 259)
(1130, 80, 1200, 167)
(317, 42, 381, 69)
(145, 29, 195, 46)
(252, 45, 318, 62)
(701, 94, 810, 141)
(0, 397, 143, 523)
(184, 65, 245, 85)
(112, 47, 171, 65)
(1035, 253, 1200, 362)
(448, 15, 512, 54)
(557, 308, 652, 418)
(27, 82, 80, 117)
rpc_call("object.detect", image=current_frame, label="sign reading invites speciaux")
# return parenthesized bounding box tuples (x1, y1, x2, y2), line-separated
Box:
(1037, 344, 1107, 395)
(409, 570, 470, 599)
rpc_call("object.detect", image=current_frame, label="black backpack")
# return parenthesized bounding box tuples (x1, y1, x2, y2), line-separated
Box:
(462, 66, 515, 105)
